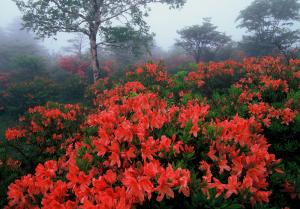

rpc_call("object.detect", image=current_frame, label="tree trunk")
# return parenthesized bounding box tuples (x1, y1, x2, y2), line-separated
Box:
(195, 53, 201, 63)
(194, 48, 202, 63)
(89, 33, 100, 82)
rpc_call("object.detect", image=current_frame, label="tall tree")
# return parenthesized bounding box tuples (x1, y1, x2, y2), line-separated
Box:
(175, 18, 231, 63)
(237, 0, 300, 59)
(14, 0, 186, 81)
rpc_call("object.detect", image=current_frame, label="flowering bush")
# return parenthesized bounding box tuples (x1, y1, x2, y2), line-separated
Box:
(0, 77, 60, 115)
(1, 56, 300, 209)
(4, 103, 85, 170)
(58, 56, 90, 77)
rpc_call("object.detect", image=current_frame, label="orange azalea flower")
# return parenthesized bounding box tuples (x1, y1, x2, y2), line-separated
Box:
(136, 67, 143, 74)
(156, 172, 174, 201)
(224, 175, 239, 199)
(281, 108, 297, 125)
(218, 157, 231, 174)
(5, 128, 26, 141)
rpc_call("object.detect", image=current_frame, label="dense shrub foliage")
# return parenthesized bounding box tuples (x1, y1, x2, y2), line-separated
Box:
(0, 56, 299, 209)
(58, 56, 90, 78)
(0, 54, 89, 119)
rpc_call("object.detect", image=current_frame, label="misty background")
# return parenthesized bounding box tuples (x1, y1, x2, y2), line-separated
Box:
(1, 0, 300, 118)
(0, 0, 252, 53)
(1, 0, 300, 116)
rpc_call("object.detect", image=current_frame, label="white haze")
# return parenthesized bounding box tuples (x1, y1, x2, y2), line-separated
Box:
(0, 0, 253, 53)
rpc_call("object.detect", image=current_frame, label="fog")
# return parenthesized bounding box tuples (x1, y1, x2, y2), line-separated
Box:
(0, 0, 253, 53)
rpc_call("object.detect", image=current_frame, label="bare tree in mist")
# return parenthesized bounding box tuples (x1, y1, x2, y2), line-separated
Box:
(63, 33, 88, 58)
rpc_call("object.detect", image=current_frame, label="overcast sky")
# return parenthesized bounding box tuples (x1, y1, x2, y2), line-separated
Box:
(0, 0, 253, 53)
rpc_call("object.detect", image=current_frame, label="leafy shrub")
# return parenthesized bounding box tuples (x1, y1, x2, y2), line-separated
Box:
(0, 77, 59, 116)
